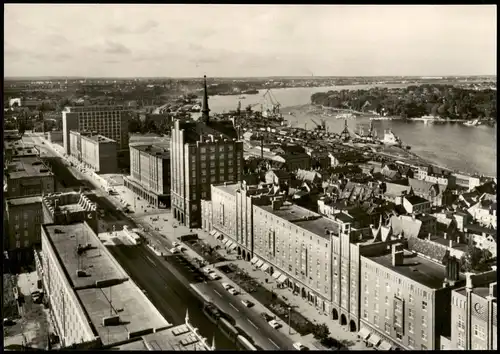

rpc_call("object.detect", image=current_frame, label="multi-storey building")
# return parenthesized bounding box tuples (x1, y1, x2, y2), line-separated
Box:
(37, 222, 171, 348)
(4, 139, 39, 164)
(170, 76, 243, 228)
(62, 105, 130, 154)
(41, 191, 98, 234)
(5, 156, 55, 198)
(69, 131, 118, 174)
(358, 243, 465, 350)
(124, 144, 171, 208)
(208, 182, 273, 260)
(5, 196, 43, 263)
(442, 270, 497, 350)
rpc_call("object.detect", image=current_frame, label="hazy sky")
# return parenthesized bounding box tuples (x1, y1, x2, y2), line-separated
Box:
(4, 4, 497, 78)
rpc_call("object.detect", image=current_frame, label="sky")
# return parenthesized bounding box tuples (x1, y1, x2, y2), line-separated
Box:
(4, 4, 497, 78)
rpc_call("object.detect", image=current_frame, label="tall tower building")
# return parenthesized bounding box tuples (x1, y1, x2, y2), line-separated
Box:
(62, 106, 130, 154)
(170, 76, 244, 228)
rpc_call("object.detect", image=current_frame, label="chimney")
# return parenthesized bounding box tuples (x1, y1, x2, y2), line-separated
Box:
(449, 239, 453, 248)
(428, 233, 431, 240)
(391, 243, 404, 266)
(446, 256, 460, 283)
(444, 232, 447, 239)
(201, 75, 210, 123)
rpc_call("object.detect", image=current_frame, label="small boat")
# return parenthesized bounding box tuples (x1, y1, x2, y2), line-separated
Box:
(463, 119, 480, 126)
(239, 96, 246, 99)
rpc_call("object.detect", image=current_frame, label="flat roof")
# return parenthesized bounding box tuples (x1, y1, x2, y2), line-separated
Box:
(7, 156, 53, 179)
(258, 203, 336, 240)
(455, 286, 492, 299)
(6, 196, 42, 206)
(132, 144, 170, 159)
(82, 134, 116, 144)
(43, 223, 171, 346)
(114, 325, 210, 351)
(366, 249, 465, 289)
(213, 182, 240, 197)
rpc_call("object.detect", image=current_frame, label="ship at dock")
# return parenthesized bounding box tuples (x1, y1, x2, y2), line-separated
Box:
(463, 119, 481, 127)
(354, 120, 378, 143)
(380, 129, 404, 147)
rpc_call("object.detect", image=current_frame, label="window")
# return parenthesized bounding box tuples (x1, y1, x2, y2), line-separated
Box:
(384, 323, 391, 334)
(394, 314, 402, 327)
(408, 322, 414, 333)
(396, 288, 402, 298)
(396, 332, 403, 340)
(374, 289, 379, 299)
(408, 337, 415, 348)
(363, 310, 368, 319)
(23, 240, 29, 247)
(409, 294, 414, 305)
(209, 154, 215, 160)
(364, 272, 368, 281)
(364, 297, 368, 307)
(373, 303, 379, 313)
(200, 147, 206, 153)
(373, 315, 379, 327)
(421, 345, 427, 350)
(375, 278, 379, 287)
(422, 315, 427, 328)
(422, 301, 427, 311)
(421, 329, 427, 341)
(201, 192, 207, 199)
(474, 324, 485, 339)
(408, 308, 414, 319)
(457, 315, 465, 330)
(364, 284, 369, 294)
(386, 283, 390, 293)
(457, 332, 465, 349)
(24, 230, 29, 237)
(23, 213, 28, 220)
(385, 296, 389, 305)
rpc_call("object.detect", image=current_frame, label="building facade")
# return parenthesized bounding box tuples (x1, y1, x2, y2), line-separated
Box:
(124, 144, 171, 208)
(62, 105, 130, 154)
(5, 196, 43, 263)
(5, 156, 56, 198)
(80, 134, 118, 174)
(170, 76, 243, 228)
(359, 244, 464, 350)
(444, 271, 497, 350)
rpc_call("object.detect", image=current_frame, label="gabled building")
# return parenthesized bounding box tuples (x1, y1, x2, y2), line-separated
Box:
(408, 178, 454, 207)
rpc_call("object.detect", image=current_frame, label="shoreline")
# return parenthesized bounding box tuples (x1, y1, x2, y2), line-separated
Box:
(280, 104, 495, 179)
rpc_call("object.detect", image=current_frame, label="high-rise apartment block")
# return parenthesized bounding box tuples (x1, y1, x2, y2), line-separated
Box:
(124, 144, 171, 208)
(69, 131, 118, 174)
(62, 106, 129, 154)
(170, 76, 243, 228)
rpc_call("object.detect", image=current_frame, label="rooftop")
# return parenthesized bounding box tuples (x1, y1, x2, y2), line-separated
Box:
(64, 105, 128, 113)
(82, 134, 116, 144)
(212, 182, 241, 197)
(366, 249, 465, 289)
(258, 203, 338, 240)
(405, 195, 430, 205)
(6, 196, 42, 206)
(43, 191, 95, 215)
(43, 223, 171, 346)
(114, 324, 211, 351)
(6, 156, 53, 179)
(132, 144, 170, 159)
(178, 121, 238, 144)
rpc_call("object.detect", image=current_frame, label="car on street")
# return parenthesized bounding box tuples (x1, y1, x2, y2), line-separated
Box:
(268, 319, 282, 329)
(207, 272, 220, 280)
(173, 242, 180, 248)
(241, 299, 254, 308)
(4, 318, 16, 326)
(176, 245, 185, 252)
(228, 288, 239, 295)
(31, 290, 43, 304)
(202, 268, 214, 275)
(169, 248, 180, 254)
(293, 342, 309, 351)
(261, 312, 274, 322)
(222, 282, 232, 290)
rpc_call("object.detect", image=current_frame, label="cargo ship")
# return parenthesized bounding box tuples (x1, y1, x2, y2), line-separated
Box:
(380, 129, 403, 147)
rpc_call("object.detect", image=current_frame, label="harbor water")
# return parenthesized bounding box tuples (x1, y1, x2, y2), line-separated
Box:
(208, 85, 496, 177)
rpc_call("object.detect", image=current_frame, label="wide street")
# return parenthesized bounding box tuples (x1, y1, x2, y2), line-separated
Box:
(26, 133, 296, 350)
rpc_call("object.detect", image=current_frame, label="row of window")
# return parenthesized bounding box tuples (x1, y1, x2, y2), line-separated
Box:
(200, 145, 234, 153)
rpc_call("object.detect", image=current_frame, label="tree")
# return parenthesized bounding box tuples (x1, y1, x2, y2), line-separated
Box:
(460, 245, 493, 272)
(312, 323, 330, 341)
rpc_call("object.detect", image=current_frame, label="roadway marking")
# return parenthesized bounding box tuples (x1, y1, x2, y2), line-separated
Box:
(229, 303, 239, 312)
(247, 319, 259, 329)
(214, 290, 223, 297)
(146, 256, 155, 264)
(269, 339, 280, 349)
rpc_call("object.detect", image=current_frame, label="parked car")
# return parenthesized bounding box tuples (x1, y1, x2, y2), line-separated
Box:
(4, 318, 15, 326)
(208, 273, 220, 280)
(173, 242, 180, 248)
(293, 342, 309, 351)
(169, 248, 179, 254)
(241, 300, 254, 308)
(268, 319, 282, 329)
(228, 288, 239, 295)
(261, 312, 274, 322)
(222, 283, 232, 290)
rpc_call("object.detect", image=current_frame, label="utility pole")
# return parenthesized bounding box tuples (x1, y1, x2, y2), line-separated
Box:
(288, 306, 292, 334)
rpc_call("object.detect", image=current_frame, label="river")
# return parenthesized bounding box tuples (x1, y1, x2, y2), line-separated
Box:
(207, 84, 496, 177)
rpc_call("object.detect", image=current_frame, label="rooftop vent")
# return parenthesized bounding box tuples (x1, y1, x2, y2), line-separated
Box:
(76, 269, 89, 277)
(102, 315, 121, 326)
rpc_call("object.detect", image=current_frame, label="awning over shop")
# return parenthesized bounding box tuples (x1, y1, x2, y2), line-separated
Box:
(377, 341, 393, 351)
(277, 274, 288, 283)
(250, 257, 259, 264)
(226, 240, 234, 248)
(272, 271, 281, 279)
(209, 230, 217, 236)
(255, 259, 264, 268)
(229, 243, 238, 251)
(357, 328, 371, 341)
(261, 263, 270, 271)
(216, 233, 223, 240)
(368, 333, 382, 347)
(222, 238, 230, 245)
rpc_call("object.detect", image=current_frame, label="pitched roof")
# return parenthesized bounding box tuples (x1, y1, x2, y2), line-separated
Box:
(295, 169, 321, 183)
(384, 182, 412, 197)
(390, 215, 422, 239)
(407, 237, 449, 264)
(408, 178, 438, 195)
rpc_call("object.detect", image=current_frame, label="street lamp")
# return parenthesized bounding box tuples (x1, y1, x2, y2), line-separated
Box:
(288, 307, 292, 334)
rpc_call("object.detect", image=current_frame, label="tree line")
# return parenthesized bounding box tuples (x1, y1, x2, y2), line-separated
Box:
(311, 84, 497, 120)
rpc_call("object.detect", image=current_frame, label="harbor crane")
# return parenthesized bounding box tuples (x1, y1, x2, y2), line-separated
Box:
(339, 119, 351, 142)
(263, 89, 281, 115)
(311, 118, 327, 131)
